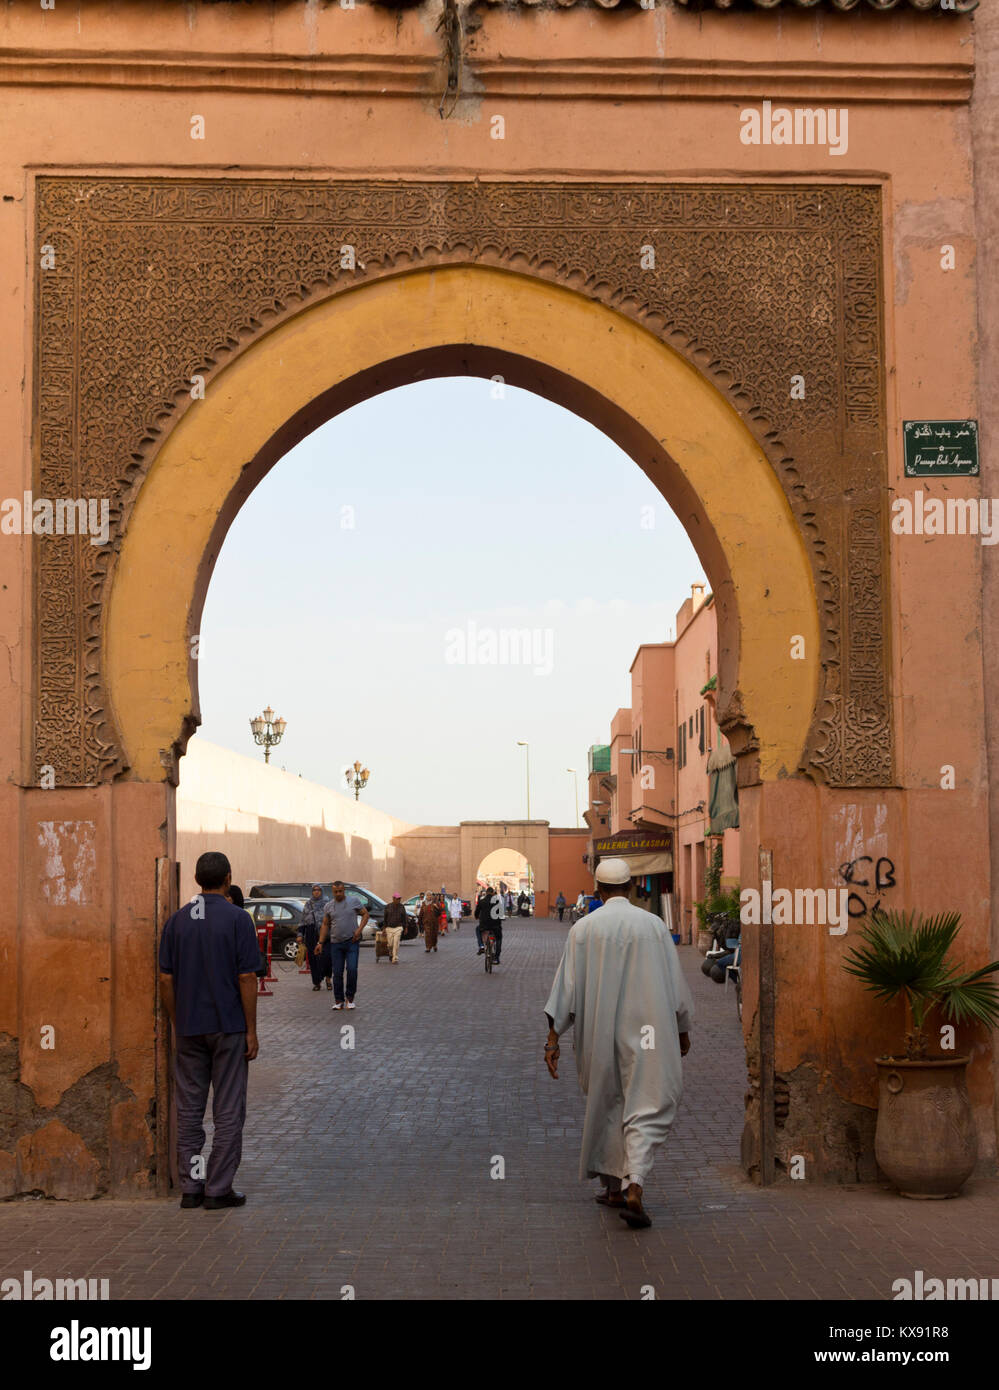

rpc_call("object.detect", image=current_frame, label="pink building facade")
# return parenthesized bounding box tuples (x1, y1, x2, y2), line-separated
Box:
(584, 584, 739, 940)
(674, 588, 740, 941)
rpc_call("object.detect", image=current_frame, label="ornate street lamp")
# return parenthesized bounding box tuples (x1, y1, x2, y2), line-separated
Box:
(345, 760, 370, 801)
(249, 705, 287, 764)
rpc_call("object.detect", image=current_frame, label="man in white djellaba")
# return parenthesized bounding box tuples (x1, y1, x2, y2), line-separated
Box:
(543, 856, 694, 1229)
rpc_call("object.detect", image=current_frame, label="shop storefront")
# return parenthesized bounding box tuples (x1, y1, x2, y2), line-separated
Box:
(589, 830, 675, 932)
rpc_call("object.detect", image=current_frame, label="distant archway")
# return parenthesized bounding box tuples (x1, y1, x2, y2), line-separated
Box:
(477, 849, 532, 895)
(476, 850, 538, 916)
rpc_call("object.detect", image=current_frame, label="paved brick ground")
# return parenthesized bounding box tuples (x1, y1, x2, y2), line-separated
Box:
(1, 919, 997, 1300)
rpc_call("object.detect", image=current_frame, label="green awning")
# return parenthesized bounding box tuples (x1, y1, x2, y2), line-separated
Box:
(588, 744, 611, 774)
(707, 741, 739, 833)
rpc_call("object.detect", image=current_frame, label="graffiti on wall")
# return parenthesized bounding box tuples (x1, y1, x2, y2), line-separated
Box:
(837, 854, 896, 919)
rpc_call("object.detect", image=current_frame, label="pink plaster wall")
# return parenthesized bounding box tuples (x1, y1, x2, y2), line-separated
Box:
(0, 0, 991, 1189)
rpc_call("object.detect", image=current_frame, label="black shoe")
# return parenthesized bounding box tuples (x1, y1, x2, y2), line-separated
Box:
(180, 1192, 204, 1209)
(203, 1190, 246, 1210)
(477, 948, 485, 955)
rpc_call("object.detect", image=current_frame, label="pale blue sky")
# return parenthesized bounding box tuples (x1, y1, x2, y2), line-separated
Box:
(195, 378, 704, 826)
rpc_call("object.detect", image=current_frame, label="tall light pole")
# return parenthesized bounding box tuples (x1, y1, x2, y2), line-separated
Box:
(516, 739, 534, 903)
(249, 706, 287, 764)
(516, 740, 531, 821)
(566, 766, 580, 828)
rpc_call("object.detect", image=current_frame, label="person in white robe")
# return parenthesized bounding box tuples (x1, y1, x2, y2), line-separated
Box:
(543, 856, 693, 1229)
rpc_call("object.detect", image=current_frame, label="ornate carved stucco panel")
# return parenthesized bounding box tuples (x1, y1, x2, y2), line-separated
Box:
(32, 177, 890, 787)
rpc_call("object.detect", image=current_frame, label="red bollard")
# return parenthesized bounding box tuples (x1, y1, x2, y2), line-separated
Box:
(263, 920, 278, 982)
(256, 925, 274, 996)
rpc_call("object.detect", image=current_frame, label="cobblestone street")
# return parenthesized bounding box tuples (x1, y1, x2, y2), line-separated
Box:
(2, 920, 997, 1301)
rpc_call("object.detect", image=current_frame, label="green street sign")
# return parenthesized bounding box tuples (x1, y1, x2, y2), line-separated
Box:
(903, 420, 979, 477)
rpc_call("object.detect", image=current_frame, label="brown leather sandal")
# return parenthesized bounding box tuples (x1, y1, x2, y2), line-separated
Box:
(619, 1183, 652, 1228)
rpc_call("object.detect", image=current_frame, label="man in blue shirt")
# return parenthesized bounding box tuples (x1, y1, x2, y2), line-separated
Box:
(317, 880, 369, 1010)
(158, 851, 261, 1210)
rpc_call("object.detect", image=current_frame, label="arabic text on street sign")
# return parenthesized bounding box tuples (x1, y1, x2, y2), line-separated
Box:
(903, 420, 979, 477)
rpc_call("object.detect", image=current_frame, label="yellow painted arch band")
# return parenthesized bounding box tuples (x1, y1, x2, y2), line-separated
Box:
(106, 264, 819, 782)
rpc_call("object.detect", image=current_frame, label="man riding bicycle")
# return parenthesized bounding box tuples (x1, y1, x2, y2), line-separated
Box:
(475, 885, 505, 966)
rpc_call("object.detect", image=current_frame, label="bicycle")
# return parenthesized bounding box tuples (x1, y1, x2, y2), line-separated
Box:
(483, 930, 497, 974)
(726, 942, 742, 1021)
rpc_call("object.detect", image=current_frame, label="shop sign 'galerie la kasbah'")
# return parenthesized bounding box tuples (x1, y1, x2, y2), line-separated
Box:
(593, 834, 673, 857)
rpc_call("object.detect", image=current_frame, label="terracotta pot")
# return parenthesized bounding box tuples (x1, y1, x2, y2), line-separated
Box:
(874, 1056, 977, 1199)
(696, 927, 714, 955)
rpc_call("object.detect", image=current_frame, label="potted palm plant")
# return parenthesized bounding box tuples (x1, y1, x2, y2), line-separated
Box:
(695, 841, 739, 953)
(843, 910, 999, 1198)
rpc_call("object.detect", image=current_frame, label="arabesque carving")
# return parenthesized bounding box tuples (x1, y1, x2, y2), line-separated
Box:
(32, 177, 890, 786)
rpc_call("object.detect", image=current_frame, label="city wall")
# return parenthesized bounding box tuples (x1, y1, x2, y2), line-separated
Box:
(176, 739, 411, 901)
(177, 744, 588, 912)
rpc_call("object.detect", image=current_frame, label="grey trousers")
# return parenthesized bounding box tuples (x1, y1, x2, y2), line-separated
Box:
(174, 1032, 248, 1197)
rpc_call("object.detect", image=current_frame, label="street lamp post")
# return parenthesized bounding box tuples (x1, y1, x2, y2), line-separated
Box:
(249, 706, 287, 764)
(345, 760, 370, 801)
(516, 740, 531, 821)
(566, 766, 580, 829)
(516, 740, 534, 903)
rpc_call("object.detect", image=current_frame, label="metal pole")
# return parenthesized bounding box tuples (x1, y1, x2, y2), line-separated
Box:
(758, 844, 776, 1186)
(154, 856, 177, 1197)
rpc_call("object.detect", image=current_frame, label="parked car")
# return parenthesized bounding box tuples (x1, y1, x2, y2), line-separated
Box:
(242, 897, 307, 961)
(250, 881, 328, 899)
(248, 882, 417, 941)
